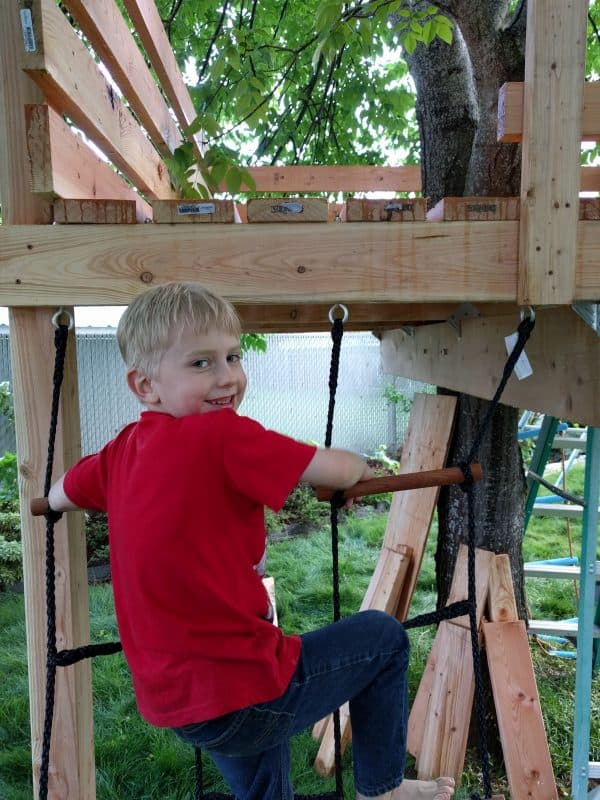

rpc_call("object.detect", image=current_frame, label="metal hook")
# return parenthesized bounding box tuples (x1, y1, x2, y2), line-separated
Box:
(51, 307, 74, 330)
(328, 303, 349, 324)
(520, 306, 536, 323)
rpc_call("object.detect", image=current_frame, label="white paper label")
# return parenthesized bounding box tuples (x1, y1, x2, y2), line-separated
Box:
(505, 332, 533, 380)
(176, 202, 215, 215)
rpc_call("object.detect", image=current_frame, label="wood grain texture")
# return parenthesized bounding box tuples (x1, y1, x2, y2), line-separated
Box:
(484, 621, 558, 800)
(381, 306, 600, 427)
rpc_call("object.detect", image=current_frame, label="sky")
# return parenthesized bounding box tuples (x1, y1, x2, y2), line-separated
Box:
(0, 306, 125, 328)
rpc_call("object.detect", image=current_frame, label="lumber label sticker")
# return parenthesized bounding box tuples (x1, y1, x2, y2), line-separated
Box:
(20, 9, 36, 52)
(176, 203, 216, 215)
(272, 202, 304, 215)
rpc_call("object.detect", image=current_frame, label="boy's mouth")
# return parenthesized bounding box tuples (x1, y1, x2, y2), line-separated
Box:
(207, 396, 234, 407)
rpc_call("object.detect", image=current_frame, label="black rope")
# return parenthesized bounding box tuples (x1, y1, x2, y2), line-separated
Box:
(324, 316, 346, 800)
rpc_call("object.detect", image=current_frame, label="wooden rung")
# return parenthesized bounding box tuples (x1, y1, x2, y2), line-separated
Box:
(313, 704, 352, 778)
(484, 621, 558, 800)
(152, 200, 235, 223)
(247, 198, 329, 222)
(53, 199, 137, 224)
(346, 198, 426, 222)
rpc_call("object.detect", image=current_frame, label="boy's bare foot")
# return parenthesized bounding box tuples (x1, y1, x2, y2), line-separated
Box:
(392, 777, 455, 800)
(356, 777, 455, 800)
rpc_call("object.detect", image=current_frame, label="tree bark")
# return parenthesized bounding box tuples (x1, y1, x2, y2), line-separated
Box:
(404, 0, 528, 615)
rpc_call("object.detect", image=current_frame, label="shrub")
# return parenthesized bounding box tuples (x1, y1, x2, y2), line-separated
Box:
(0, 535, 22, 589)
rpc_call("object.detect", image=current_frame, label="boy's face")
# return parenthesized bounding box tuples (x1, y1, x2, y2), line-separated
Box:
(134, 325, 247, 418)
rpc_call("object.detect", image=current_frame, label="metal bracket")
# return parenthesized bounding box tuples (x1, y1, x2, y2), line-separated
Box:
(446, 302, 480, 338)
(572, 302, 600, 336)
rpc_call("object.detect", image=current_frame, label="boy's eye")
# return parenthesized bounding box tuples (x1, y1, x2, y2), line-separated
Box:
(191, 359, 210, 369)
(227, 353, 242, 364)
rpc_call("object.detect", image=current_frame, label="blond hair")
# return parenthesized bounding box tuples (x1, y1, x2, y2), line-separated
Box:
(117, 282, 241, 376)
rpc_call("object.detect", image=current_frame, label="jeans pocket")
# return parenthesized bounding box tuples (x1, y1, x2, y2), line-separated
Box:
(173, 708, 249, 749)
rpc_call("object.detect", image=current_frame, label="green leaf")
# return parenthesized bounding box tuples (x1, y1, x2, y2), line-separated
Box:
(225, 167, 243, 195)
(435, 19, 453, 45)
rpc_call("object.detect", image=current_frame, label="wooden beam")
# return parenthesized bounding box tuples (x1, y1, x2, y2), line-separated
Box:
(236, 302, 516, 332)
(10, 309, 94, 800)
(1, 4, 94, 796)
(21, 0, 176, 199)
(227, 165, 422, 194)
(121, 0, 203, 157)
(60, 0, 184, 158)
(0, 221, 520, 305)
(498, 81, 600, 142)
(25, 105, 153, 222)
(2, 219, 600, 307)
(380, 306, 600, 427)
(518, 1, 587, 305)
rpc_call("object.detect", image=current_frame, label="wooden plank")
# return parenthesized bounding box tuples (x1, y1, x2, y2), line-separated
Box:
(380, 306, 600, 428)
(488, 555, 519, 623)
(10, 309, 94, 800)
(2, 4, 94, 795)
(247, 198, 329, 222)
(498, 81, 600, 143)
(262, 576, 278, 627)
(229, 165, 422, 193)
(21, 0, 176, 199)
(0, 221, 521, 305)
(60, 0, 184, 158)
(427, 197, 520, 221)
(484, 621, 558, 800)
(121, 0, 203, 157)
(387, 394, 457, 619)
(25, 105, 153, 222)
(531, 503, 586, 519)
(346, 198, 426, 222)
(53, 199, 136, 224)
(411, 621, 476, 782)
(581, 165, 600, 191)
(312, 546, 412, 767)
(152, 199, 235, 224)
(428, 197, 600, 222)
(518, 1, 587, 305)
(443, 544, 494, 629)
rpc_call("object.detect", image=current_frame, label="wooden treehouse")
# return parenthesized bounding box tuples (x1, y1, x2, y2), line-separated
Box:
(0, 1, 598, 799)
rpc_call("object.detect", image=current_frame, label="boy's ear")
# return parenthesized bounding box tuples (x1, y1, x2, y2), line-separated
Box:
(127, 368, 159, 405)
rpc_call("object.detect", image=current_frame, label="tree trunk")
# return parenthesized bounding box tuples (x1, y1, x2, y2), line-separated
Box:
(404, 0, 528, 613)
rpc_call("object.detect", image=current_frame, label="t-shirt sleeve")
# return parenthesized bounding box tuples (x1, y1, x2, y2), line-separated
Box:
(63, 450, 109, 511)
(222, 413, 317, 511)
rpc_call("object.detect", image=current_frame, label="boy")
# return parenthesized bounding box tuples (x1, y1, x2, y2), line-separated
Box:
(48, 282, 454, 800)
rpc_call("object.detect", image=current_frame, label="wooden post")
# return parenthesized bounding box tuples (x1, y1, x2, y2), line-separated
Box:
(518, 0, 587, 305)
(0, 4, 95, 798)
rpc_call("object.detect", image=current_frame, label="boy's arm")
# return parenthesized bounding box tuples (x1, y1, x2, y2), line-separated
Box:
(300, 447, 375, 489)
(48, 475, 82, 513)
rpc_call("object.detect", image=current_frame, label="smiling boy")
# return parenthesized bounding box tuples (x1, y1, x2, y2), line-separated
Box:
(47, 283, 454, 800)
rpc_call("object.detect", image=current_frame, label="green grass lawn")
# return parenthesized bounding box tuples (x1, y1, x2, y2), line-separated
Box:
(0, 464, 598, 799)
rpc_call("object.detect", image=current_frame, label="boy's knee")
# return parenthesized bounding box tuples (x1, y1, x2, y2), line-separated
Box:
(361, 609, 409, 651)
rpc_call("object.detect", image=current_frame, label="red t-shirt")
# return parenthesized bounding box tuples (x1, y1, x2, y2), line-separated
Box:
(63, 409, 316, 727)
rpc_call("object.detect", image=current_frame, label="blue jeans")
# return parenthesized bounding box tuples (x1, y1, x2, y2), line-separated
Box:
(172, 610, 409, 799)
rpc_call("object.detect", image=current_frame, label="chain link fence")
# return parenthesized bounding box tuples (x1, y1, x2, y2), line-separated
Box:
(0, 327, 432, 457)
